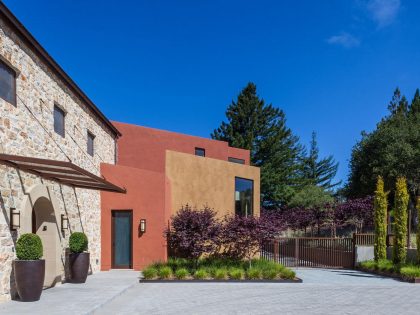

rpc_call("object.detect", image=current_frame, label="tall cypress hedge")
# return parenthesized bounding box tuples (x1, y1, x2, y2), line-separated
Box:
(393, 177, 409, 265)
(374, 176, 387, 261)
(416, 197, 420, 264)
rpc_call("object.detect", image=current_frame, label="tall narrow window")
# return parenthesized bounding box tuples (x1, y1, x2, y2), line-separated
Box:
(235, 177, 253, 217)
(87, 131, 95, 156)
(53, 105, 65, 137)
(195, 147, 205, 157)
(0, 60, 16, 106)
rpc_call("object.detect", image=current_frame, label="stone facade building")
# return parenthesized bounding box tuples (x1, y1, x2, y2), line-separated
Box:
(0, 3, 120, 302)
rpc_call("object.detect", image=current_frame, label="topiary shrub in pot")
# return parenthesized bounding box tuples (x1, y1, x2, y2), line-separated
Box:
(14, 233, 45, 302)
(69, 232, 89, 283)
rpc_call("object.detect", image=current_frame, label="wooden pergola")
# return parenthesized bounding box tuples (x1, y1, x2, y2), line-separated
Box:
(0, 153, 126, 193)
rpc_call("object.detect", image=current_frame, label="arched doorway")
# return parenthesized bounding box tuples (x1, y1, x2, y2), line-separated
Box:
(32, 197, 60, 288)
(20, 184, 62, 289)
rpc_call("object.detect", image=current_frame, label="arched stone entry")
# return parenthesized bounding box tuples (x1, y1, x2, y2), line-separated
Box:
(20, 184, 62, 288)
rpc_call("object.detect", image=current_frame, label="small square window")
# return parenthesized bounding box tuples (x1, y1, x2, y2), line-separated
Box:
(195, 147, 205, 157)
(87, 131, 95, 156)
(53, 105, 65, 137)
(0, 60, 16, 106)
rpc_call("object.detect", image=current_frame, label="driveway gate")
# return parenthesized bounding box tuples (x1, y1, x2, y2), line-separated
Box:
(261, 237, 355, 269)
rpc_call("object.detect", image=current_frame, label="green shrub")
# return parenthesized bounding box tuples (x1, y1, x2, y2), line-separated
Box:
(214, 268, 228, 280)
(262, 268, 278, 280)
(175, 268, 189, 279)
(150, 261, 165, 270)
(142, 267, 158, 280)
(400, 265, 420, 278)
(247, 268, 262, 280)
(16, 233, 43, 260)
(69, 232, 88, 253)
(360, 260, 377, 270)
(194, 269, 209, 280)
(158, 266, 172, 279)
(376, 259, 395, 273)
(393, 177, 409, 265)
(280, 269, 296, 280)
(167, 257, 189, 271)
(229, 268, 244, 280)
(374, 176, 387, 261)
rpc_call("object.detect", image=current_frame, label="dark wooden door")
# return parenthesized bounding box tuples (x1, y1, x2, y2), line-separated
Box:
(111, 210, 133, 269)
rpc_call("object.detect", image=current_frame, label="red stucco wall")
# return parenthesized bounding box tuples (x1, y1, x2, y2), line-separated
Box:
(112, 121, 250, 173)
(101, 163, 169, 270)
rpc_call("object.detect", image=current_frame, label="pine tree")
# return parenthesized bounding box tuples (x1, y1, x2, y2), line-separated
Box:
(393, 177, 409, 265)
(374, 176, 387, 261)
(212, 82, 302, 206)
(300, 132, 340, 190)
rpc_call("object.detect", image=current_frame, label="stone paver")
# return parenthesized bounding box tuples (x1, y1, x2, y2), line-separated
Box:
(0, 270, 138, 315)
(95, 269, 420, 315)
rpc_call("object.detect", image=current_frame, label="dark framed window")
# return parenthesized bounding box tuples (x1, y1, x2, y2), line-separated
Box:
(195, 147, 205, 157)
(235, 177, 253, 217)
(0, 60, 16, 106)
(228, 157, 245, 164)
(87, 131, 95, 156)
(53, 105, 65, 137)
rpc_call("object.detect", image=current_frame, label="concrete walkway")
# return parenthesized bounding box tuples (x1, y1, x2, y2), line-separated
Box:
(0, 270, 139, 315)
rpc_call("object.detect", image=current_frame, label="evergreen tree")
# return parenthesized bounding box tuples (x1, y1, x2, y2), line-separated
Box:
(212, 82, 302, 206)
(416, 197, 420, 264)
(374, 176, 387, 261)
(300, 132, 340, 190)
(393, 177, 409, 265)
(346, 88, 420, 207)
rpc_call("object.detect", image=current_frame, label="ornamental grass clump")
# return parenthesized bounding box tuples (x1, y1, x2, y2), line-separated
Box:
(229, 268, 244, 280)
(158, 266, 172, 279)
(214, 268, 228, 280)
(360, 260, 376, 270)
(376, 259, 395, 273)
(393, 177, 409, 265)
(280, 269, 296, 280)
(69, 232, 88, 253)
(142, 267, 158, 280)
(262, 268, 278, 280)
(247, 268, 262, 280)
(175, 268, 189, 279)
(16, 233, 43, 260)
(400, 265, 420, 278)
(194, 269, 209, 280)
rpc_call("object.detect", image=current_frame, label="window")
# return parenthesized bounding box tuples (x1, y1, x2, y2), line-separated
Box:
(87, 131, 95, 156)
(0, 60, 16, 105)
(53, 105, 65, 137)
(228, 157, 245, 164)
(195, 147, 205, 157)
(235, 177, 253, 217)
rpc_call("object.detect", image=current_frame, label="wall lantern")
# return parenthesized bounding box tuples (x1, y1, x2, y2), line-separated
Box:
(140, 219, 146, 233)
(61, 214, 69, 231)
(10, 208, 20, 230)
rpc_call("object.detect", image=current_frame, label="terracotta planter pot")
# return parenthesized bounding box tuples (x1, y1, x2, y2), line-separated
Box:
(69, 252, 90, 283)
(13, 260, 45, 302)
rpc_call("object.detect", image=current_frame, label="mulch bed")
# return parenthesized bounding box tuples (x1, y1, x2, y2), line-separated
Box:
(139, 278, 302, 283)
(358, 267, 420, 283)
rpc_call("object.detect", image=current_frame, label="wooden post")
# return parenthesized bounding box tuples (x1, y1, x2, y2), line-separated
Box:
(295, 238, 299, 267)
(274, 240, 279, 263)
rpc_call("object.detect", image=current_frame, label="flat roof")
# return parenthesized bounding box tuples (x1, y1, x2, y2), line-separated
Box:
(0, 2, 121, 138)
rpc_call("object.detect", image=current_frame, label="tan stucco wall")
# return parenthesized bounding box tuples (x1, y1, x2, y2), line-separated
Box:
(165, 151, 260, 218)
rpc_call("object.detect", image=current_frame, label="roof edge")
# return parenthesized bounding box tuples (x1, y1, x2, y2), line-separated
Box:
(0, 2, 121, 137)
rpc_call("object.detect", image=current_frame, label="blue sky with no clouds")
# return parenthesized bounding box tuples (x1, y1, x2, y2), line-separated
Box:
(3, 0, 420, 185)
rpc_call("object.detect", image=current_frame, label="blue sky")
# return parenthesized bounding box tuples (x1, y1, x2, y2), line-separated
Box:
(4, 0, 420, 185)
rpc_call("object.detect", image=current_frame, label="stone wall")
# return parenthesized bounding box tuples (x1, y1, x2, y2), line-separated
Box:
(0, 16, 116, 302)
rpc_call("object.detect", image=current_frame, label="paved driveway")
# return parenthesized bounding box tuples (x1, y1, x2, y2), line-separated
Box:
(95, 269, 419, 315)
(2, 269, 419, 315)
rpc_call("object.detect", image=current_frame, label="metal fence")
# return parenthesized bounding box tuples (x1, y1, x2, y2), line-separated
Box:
(261, 237, 355, 269)
(354, 233, 375, 246)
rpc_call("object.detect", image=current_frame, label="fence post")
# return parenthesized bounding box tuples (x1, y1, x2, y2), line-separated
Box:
(352, 233, 357, 269)
(295, 238, 299, 267)
(274, 240, 279, 263)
